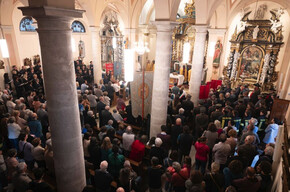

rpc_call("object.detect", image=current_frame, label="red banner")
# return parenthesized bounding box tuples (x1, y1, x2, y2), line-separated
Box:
(105, 63, 114, 76)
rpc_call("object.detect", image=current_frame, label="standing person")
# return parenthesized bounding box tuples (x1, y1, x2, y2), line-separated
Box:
(108, 145, 125, 179)
(171, 83, 180, 95)
(204, 162, 225, 192)
(203, 123, 218, 169)
(12, 162, 32, 192)
(94, 161, 113, 192)
(181, 95, 194, 118)
(7, 117, 21, 150)
(195, 107, 209, 140)
(28, 113, 43, 139)
(31, 138, 46, 168)
(171, 118, 183, 150)
(263, 118, 279, 145)
(148, 157, 164, 192)
(87, 90, 98, 114)
(232, 167, 261, 192)
(157, 125, 171, 156)
(212, 134, 231, 171)
(101, 137, 113, 161)
(129, 135, 147, 162)
(18, 133, 34, 170)
(177, 126, 194, 162)
(29, 168, 54, 192)
(122, 126, 135, 157)
(106, 82, 115, 105)
(150, 138, 166, 165)
(194, 136, 209, 174)
(171, 162, 189, 192)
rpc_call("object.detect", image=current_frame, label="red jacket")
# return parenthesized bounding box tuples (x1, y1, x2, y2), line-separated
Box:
(195, 142, 210, 161)
(129, 140, 145, 162)
(171, 168, 189, 187)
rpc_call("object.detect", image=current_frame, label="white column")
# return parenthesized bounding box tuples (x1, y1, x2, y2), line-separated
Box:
(90, 26, 102, 84)
(150, 21, 176, 137)
(189, 25, 208, 105)
(20, 6, 86, 192)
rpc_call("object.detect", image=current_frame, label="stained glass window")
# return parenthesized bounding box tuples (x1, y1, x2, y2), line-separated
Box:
(71, 21, 86, 33)
(19, 17, 36, 32)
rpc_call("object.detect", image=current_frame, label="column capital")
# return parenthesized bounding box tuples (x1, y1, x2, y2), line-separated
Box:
(208, 28, 227, 35)
(194, 25, 209, 33)
(19, 6, 84, 18)
(153, 21, 179, 32)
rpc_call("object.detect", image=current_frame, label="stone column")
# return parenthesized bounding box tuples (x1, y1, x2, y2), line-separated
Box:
(150, 21, 176, 137)
(189, 25, 208, 105)
(20, 7, 86, 192)
(90, 26, 102, 84)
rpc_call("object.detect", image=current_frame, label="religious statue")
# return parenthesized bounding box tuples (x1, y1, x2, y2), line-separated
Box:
(270, 19, 282, 33)
(78, 40, 85, 59)
(239, 21, 248, 32)
(253, 25, 259, 40)
(213, 40, 223, 67)
(124, 37, 129, 49)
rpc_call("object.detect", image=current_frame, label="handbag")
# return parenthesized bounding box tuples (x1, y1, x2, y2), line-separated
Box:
(17, 142, 27, 159)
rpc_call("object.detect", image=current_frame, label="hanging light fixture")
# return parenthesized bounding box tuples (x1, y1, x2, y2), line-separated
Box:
(0, 39, 9, 58)
(134, 41, 150, 55)
(71, 37, 76, 52)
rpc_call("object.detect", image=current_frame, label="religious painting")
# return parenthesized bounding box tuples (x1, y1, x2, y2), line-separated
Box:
(212, 40, 223, 67)
(107, 46, 114, 62)
(239, 46, 263, 81)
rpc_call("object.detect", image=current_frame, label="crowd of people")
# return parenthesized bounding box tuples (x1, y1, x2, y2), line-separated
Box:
(0, 58, 281, 192)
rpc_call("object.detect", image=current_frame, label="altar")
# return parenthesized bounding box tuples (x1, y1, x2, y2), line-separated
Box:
(169, 73, 185, 86)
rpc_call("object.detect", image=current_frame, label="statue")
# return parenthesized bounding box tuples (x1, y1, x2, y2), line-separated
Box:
(239, 21, 248, 32)
(213, 40, 223, 67)
(78, 40, 85, 59)
(270, 19, 282, 33)
(253, 25, 259, 40)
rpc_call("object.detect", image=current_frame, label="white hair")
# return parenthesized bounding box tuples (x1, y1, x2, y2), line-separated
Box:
(155, 137, 163, 147)
(108, 120, 113, 125)
(179, 108, 184, 114)
(264, 146, 274, 156)
(87, 110, 94, 117)
(100, 161, 108, 170)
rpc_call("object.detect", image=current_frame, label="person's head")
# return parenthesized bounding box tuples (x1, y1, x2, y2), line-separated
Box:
(113, 109, 117, 113)
(244, 135, 255, 144)
(229, 160, 243, 175)
(107, 120, 113, 125)
(84, 132, 91, 140)
(8, 148, 17, 157)
(105, 105, 110, 111)
(161, 125, 167, 132)
(169, 150, 178, 161)
(172, 162, 181, 172)
(249, 118, 258, 126)
(126, 126, 132, 134)
(225, 186, 237, 192)
(116, 187, 125, 192)
(155, 138, 163, 147)
(214, 120, 221, 129)
(189, 170, 203, 185)
(87, 111, 94, 117)
(246, 167, 256, 179)
(16, 162, 27, 174)
(140, 135, 148, 144)
(228, 129, 237, 138)
(257, 161, 272, 175)
(211, 162, 220, 173)
(264, 146, 274, 156)
(151, 156, 159, 166)
(208, 123, 217, 132)
(112, 145, 119, 155)
(100, 126, 107, 133)
(200, 107, 206, 114)
(31, 113, 38, 120)
(18, 133, 28, 141)
(100, 161, 108, 171)
(219, 133, 227, 143)
(197, 136, 207, 144)
(123, 160, 131, 168)
(33, 168, 45, 180)
(178, 108, 184, 115)
(183, 125, 190, 134)
(32, 138, 41, 147)
(101, 137, 112, 150)
(247, 124, 255, 132)
(175, 118, 182, 125)
(8, 116, 16, 124)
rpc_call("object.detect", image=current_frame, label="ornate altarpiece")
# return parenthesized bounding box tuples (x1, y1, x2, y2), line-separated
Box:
(224, 11, 284, 91)
(100, 12, 124, 79)
(171, 2, 196, 83)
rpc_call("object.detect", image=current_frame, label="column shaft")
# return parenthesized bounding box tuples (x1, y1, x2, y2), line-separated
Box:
(90, 26, 102, 84)
(150, 21, 175, 137)
(189, 26, 208, 105)
(29, 15, 85, 191)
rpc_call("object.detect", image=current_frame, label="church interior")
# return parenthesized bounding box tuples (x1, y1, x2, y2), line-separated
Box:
(0, 0, 290, 191)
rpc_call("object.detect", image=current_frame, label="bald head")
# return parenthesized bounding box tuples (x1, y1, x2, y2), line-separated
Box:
(116, 187, 125, 192)
(245, 135, 255, 144)
(126, 126, 132, 133)
(105, 106, 110, 110)
(176, 118, 182, 125)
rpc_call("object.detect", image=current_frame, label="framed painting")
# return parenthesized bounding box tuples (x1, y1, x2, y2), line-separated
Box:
(238, 46, 264, 82)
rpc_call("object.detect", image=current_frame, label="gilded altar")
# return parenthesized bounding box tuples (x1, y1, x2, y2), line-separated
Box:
(223, 10, 284, 91)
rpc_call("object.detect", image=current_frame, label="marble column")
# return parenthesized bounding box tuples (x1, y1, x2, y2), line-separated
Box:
(150, 21, 176, 137)
(90, 26, 102, 84)
(189, 25, 208, 105)
(20, 7, 86, 192)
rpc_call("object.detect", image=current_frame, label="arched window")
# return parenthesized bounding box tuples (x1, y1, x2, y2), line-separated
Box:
(19, 17, 36, 32)
(71, 20, 86, 33)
